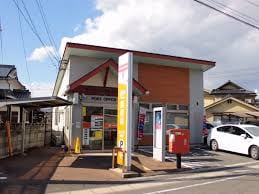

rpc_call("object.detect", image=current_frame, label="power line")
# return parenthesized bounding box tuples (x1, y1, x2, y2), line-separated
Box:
(0, 17, 4, 64)
(34, 0, 60, 60)
(244, 0, 259, 7)
(12, 0, 59, 68)
(19, 0, 59, 63)
(194, 0, 259, 30)
(207, 0, 259, 23)
(17, 2, 31, 87)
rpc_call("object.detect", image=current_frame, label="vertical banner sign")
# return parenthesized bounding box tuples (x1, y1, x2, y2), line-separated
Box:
(117, 52, 133, 171)
(137, 107, 146, 140)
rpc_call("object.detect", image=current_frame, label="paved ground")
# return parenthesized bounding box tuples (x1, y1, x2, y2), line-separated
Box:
(1, 146, 258, 194)
(46, 146, 259, 193)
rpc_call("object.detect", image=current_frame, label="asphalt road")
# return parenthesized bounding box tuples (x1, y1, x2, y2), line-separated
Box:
(45, 147, 259, 194)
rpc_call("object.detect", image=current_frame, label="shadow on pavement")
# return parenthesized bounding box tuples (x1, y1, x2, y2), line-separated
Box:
(0, 147, 64, 194)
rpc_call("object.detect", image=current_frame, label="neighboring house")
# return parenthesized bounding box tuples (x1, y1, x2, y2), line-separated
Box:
(52, 42, 215, 150)
(0, 64, 30, 99)
(205, 96, 259, 125)
(204, 89, 215, 107)
(0, 65, 31, 124)
(204, 81, 259, 125)
(210, 80, 257, 105)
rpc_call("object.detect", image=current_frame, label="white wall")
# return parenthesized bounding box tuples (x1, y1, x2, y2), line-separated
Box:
(189, 69, 204, 144)
(69, 56, 107, 84)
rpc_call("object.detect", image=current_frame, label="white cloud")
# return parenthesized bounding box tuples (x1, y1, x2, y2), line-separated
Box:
(28, 46, 55, 62)
(59, 0, 259, 91)
(26, 82, 54, 97)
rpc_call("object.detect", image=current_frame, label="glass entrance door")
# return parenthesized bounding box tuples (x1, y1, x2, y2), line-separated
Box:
(82, 106, 103, 150)
(103, 109, 117, 150)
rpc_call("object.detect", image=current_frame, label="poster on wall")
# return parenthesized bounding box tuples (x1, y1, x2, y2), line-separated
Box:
(155, 111, 162, 130)
(137, 107, 147, 140)
(91, 115, 103, 130)
(155, 110, 162, 148)
(83, 128, 90, 145)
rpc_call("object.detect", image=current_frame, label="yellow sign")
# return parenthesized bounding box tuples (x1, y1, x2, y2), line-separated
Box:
(82, 107, 87, 117)
(95, 130, 103, 140)
(117, 83, 127, 165)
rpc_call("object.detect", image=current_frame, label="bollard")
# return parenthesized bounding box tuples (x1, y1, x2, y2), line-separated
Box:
(176, 153, 181, 169)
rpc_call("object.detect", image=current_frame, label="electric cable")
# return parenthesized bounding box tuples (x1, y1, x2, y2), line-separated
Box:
(19, 0, 59, 63)
(194, 0, 259, 30)
(34, 0, 60, 60)
(244, 0, 259, 7)
(12, 0, 59, 68)
(206, 0, 259, 23)
(17, 2, 31, 88)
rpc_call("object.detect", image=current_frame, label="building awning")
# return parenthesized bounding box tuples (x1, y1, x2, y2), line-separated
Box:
(0, 96, 72, 109)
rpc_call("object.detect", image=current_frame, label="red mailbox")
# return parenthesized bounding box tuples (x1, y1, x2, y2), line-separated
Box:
(168, 129, 190, 154)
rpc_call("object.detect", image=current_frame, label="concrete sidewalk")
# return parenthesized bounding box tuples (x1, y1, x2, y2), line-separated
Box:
(0, 147, 179, 194)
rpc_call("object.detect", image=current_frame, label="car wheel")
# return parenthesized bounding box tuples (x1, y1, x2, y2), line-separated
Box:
(211, 140, 218, 151)
(250, 146, 259, 160)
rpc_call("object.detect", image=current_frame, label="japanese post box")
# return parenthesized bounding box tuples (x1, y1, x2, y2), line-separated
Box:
(168, 129, 190, 154)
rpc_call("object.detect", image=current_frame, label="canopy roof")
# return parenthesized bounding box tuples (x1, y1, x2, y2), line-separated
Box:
(0, 96, 72, 109)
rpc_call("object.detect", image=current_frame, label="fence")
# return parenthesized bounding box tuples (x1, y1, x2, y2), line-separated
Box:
(0, 123, 51, 158)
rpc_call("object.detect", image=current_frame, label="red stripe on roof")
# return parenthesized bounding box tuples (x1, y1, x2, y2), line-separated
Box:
(66, 42, 215, 66)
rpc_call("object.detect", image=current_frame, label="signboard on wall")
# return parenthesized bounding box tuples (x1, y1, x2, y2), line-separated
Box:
(83, 128, 90, 145)
(91, 115, 103, 129)
(117, 52, 133, 171)
(137, 107, 147, 140)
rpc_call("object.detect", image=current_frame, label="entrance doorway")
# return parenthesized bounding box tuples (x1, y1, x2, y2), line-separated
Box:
(104, 109, 117, 149)
(82, 106, 117, 150)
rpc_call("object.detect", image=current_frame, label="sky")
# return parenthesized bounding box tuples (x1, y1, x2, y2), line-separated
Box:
(0, 0, 259, 97)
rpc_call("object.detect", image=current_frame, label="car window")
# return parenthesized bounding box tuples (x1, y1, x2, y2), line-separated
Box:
(229, 126, 246, 136)
(217, 126, 231, 133)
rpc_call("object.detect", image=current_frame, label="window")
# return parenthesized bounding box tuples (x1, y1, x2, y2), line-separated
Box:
(179, 105, 188, 111)
(166, 112, 188, 130)
(139, 103, 150, 110)
(217, 126, 231, 133)
(229, 126, 246, 136)
(167, 104, 177, 111)
(152, 104, 163, 109)
(11, 112, 19, 123)
(143, 112, 153, 134)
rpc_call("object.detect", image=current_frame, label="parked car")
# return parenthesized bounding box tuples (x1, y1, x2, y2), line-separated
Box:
(207, 124, 259, 160)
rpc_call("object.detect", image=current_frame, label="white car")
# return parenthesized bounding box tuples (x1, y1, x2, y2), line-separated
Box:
(207, 124, 259, 160)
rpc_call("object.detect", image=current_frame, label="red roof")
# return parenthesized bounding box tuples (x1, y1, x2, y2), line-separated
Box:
(65, 42, 215, 67)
